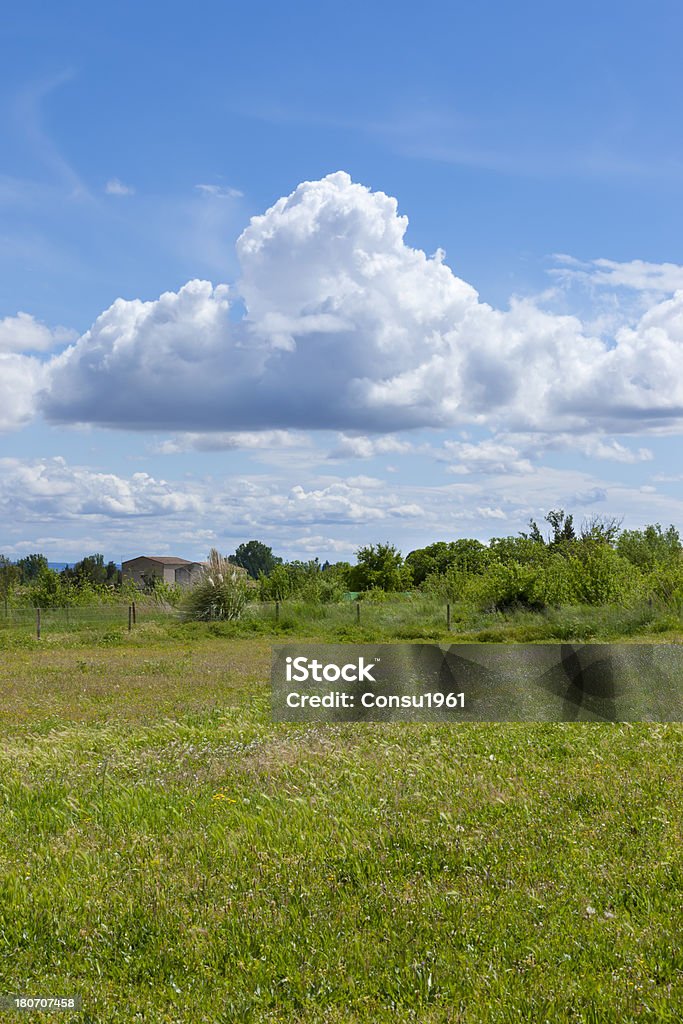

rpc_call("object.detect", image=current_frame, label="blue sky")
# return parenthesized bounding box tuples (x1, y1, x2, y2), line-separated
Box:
(2, 0, 683, 564)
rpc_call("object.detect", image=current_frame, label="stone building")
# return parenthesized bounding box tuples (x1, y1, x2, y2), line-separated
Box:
(121, 556, 206, 588)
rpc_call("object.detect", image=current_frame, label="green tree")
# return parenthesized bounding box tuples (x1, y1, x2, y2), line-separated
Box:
(489, 535, 549, 566)
(524, 510, 576, 548)
(617, 524, 681, 570)
(62, 553, 120, 587)
(405, 542, 455, 586)
(0, 556, 19, 603)
(580, 514, 622, 546)
(544, 509, 576, 546)
(231, 540, 281, 579)
(259, 564, 292, 601)
(348, 543, 412, 593)
(406, 539, 490, 585)
(522, 519, 546, 545)
(27, 567, 67, 608)
(16, 553, 48, 583)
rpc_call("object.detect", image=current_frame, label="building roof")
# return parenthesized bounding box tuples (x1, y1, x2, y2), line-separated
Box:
(123, 556, 193, 566)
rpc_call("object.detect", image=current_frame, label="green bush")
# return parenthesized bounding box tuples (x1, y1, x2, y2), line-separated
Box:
(645, 558, 683, 612)
(348, 543, 412, 593)
(466, 561, 543, 611)
(565, 545, 643, 606)
(421, 566, 468, 602)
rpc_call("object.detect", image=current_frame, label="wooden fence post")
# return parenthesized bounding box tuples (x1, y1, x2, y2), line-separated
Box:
(356, 601, 361, 625)
(275, 600, 280, 622)
(36, 607, 41, 640)
(446, 603, 451, 631)
(132, 601, 136, 625)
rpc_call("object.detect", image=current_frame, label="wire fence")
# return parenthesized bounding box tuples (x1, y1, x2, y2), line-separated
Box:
(0, 602, 181, 637)
(0, 597, 458, 639)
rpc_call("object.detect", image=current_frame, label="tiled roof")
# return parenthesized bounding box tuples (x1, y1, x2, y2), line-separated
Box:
(126, 556, 193, 565)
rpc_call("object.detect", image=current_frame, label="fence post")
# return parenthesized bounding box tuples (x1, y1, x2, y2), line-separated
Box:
(356, 601, 361, 625)
(36, 607, 41, 640)
(128, 605, 132, 632)
(275, 600, 280, 623)
(65, 606, 70, 627)
(446, 603, 451, 631)
(132, 601, 136, 625)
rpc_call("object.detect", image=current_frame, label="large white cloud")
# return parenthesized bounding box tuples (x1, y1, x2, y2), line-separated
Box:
(14, 170, 683, 437)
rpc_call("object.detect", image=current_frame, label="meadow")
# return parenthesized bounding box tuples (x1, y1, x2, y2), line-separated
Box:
(2, 590, 683, 647)
(0, 614, 682, 1022)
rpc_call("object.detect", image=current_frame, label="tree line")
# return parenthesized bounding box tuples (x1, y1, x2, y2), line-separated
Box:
(2, 512, 682, 612)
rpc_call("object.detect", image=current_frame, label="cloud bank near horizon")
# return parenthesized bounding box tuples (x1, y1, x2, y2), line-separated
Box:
(3, 171, 683, 443)
(2, 452, 679, 562)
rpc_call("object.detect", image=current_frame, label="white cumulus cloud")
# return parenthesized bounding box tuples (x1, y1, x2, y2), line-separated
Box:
(13, 170, 683, 442)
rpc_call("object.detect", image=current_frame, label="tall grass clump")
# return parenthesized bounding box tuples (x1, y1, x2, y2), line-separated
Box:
(182, 549, 249, 621)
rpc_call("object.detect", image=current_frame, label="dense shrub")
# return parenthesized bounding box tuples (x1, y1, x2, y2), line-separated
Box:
(565, 545, 643, 606)
(465, 561, 544, 611)
(617, 524, 682, 570)
(348, 543, 412, 593)
(258, 560, 348, 603)
(406, 539, 490, 585)
(182, 550, 249, 621)
(645, 558, 683, 612)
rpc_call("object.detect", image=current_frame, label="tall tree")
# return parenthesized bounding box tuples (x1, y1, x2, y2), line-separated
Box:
(0, 556, 19, 598)
(545, 509, 576, 546)
(348, 542, 412, 593)
(16, 553, 48, 583)
(62, 554, 121, 586)
(231, 540, 281, 579)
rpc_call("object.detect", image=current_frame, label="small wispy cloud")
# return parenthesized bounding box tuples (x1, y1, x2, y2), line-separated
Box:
(152, 430, 311, 454)
(550, 255, 683, 294)
(195, 183, 243, 199)
(14, 70, 90, 199)
(105, 178, 135, 196)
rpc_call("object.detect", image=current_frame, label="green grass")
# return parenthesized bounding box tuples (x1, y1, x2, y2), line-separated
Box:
(0, 634, 681, 1022)
(1, 595, 682, 649)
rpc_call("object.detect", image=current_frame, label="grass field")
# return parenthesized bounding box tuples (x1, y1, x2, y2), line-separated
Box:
(2, 594, 683, 648)
(0, 625, 682, 1022)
